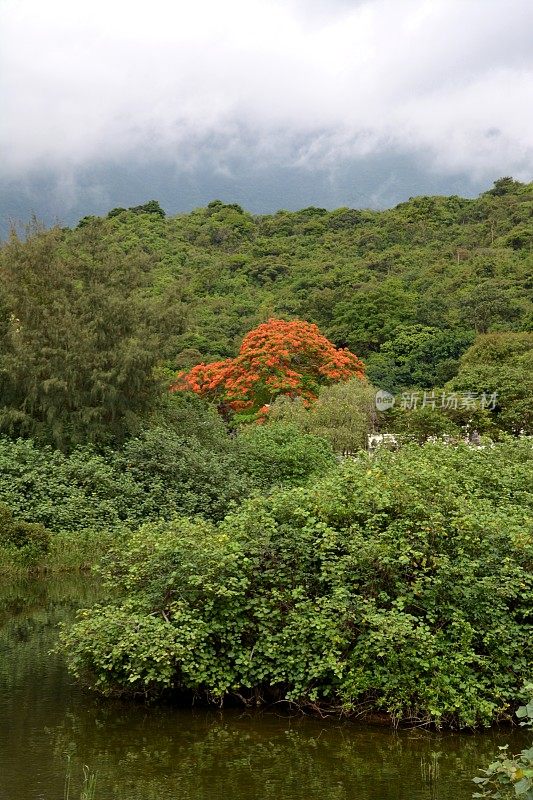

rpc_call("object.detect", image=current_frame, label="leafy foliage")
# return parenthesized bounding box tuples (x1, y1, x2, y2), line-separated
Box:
(0, 503, 51, 566)
(235, 422, 336, 490)
(172, 318, 365, 419)
(1, 180, 531, 444)
(472, 684, 533, 798)
(366, 325, 475, 393)
(269, 378, 377, 453)
(0, 223, 185, 449)
(449, 333, 533, 434)
(0, 436, 139, 534)
(0, 412, 334, 534)
(60, 439, 533, 728)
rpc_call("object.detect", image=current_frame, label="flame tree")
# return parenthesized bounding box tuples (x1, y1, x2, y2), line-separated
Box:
(171, 318, 365, 417)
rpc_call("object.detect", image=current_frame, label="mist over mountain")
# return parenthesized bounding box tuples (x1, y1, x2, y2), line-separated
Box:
(2, 0, 532, 234)
(0, 150, 489, 236)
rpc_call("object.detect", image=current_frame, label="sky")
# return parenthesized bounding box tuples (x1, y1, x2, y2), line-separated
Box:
(1, 0, 532, 231)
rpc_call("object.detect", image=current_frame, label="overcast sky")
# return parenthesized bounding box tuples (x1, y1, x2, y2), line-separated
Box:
(1, 0, 532, 230)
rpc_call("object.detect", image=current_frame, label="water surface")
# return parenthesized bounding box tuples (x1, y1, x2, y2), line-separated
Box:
(0, 576, 527, 800)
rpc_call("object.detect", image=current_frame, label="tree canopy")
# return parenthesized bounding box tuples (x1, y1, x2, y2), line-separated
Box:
(0, 223, 185, 449)
(0, 178, 531, 444)
(172, 318, 365, 418)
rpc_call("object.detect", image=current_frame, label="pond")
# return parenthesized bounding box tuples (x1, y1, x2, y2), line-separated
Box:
(0, 576, 528, 800)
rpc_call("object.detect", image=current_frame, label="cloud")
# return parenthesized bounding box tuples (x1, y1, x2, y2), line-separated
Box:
(1, 0, 532, 184)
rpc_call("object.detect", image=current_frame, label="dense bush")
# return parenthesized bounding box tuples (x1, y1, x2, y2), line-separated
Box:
(449, 333, 533, 435)
(115, 426, 250, 521)
(0, 437, 138, 533)
(235, 422, 336, 490)
(0, 503, 51, 566)
(472, 683, 533, 798)
(60, 439, 533, 727)
(269, 379, 377, 454)
(0, 414, 334, 535)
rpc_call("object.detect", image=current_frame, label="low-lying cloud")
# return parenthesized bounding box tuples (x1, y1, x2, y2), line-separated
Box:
(1, 0, 532, 182)
(0, 0, 531, 233)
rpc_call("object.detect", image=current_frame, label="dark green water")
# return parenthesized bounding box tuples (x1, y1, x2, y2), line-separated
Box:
(0, 576, 528, 800)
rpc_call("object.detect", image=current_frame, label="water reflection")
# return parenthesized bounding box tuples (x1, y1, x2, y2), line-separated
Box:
(0, 577, 527, 800)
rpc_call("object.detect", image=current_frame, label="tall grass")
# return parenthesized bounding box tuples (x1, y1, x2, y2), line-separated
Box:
(0, 529, 114, 575)
(64, 755, 98, 800)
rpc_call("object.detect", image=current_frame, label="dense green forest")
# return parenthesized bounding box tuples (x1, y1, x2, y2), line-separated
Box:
(99, 177, 533, 369)
(0, 176, 531, 448)
(0, 179, 532, 731)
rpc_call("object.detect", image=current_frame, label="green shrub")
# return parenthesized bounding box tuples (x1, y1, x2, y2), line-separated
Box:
(0, 408, 339, 541)
(116, 426, 249, 521)
(0, 503, 51, 567)
(269, 379, 377, 454)
(472, 683, 533, 798)
(0, 437, 139, 533)
(236, 422, 336, 490)
(60, 439, 533, 727)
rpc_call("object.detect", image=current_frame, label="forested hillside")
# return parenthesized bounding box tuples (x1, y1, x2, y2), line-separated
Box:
(1, 180, 532, 728)
(82, 178, 532, 367)
(0, 177, 531, 450)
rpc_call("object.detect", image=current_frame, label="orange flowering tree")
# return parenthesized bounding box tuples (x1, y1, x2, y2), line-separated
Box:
(171, 319, 365, 418)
